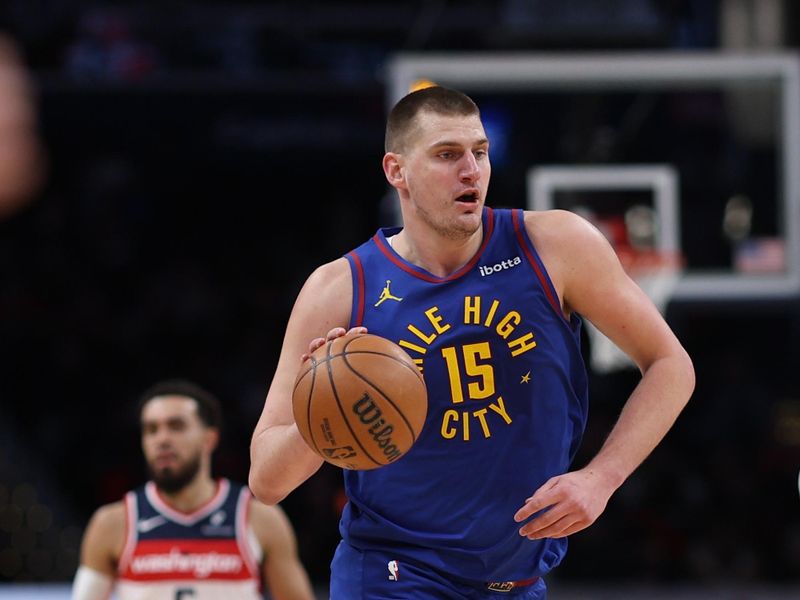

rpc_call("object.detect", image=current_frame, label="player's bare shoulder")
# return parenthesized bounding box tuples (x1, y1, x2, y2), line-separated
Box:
(296, 257, 352, 314)
(524, 209, 605, 251)
(283, 257, 354, 339)
(304, 256, 351, 289)
(80, 500, 126, 571)
(87, 501, 126, 537)
(523, 209, 609, 294)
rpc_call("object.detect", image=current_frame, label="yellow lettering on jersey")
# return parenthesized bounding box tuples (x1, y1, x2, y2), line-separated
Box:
(508, 332, 537, 357)
(473, 408, 490, 438)
(484, 299, 500, 328)
(464, 296, 480, 325)
(464, 296, 502, 329)
(441, 346, 464, 404)
(439, 398, 514, 441)
(399, 339, 427, 355)
(441, 410, 458, 439)
(425, 307, 451, 334)
(488, 397, 512, 424)
(407, 324, 436, 345)
(464, 342, 494, 400)
(496, 311, 521, 339)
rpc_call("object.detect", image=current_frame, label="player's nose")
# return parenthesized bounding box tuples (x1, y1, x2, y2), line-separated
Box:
(459, 152, 481, 183)
(151, 428, 173, 446)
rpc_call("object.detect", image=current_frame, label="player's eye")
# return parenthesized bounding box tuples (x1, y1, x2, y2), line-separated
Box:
(168, 419, 187, 432)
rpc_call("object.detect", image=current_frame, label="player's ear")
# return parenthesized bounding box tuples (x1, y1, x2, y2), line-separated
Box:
(382, 152, 406, 189)
(204, 427, 220, 453)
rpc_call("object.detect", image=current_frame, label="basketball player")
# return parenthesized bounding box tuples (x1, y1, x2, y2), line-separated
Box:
(72, 380, 314, 600)
(249, 86, 695, 598)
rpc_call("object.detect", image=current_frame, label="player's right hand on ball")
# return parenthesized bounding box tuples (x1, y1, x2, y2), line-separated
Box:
(301, 326, 368, 362)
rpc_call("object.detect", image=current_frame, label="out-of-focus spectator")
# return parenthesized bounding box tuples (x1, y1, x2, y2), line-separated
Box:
(0, 32, 44, 219)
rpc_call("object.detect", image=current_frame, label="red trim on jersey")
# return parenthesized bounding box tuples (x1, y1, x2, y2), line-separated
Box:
(374, 207, 496, 282)
(146, 479, 229, 525)
(235, 487, 260, 579)
(120, 539, 253, 581)
(117, 492, 139, 576)
(347, 250, 366, 327)
(512, 209, 567, 321)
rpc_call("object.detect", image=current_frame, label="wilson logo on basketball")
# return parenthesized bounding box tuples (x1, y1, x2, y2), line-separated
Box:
(352, 394, 402, 462)
(292, 332, 427, 470)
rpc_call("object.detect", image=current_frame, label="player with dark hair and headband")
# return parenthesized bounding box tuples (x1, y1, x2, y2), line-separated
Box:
(249, 86, 695, 598)
(73, 379, 314, 600)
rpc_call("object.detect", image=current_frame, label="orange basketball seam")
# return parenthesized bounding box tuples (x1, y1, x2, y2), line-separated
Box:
(295, 333, 427, 469)
(302, 359, 324, 458)
(342, 334, 425, 384)
(336, 349, 424, 383)
(293, 361, 314, 387)
(326, 346, 383, 468)
(340, 353, 424, 445)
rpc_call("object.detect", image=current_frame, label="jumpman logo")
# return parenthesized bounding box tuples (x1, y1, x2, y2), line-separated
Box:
(374, 280, 403, 307)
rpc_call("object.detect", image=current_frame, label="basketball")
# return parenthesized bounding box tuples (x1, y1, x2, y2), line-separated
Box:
(292, 332, 427, 470)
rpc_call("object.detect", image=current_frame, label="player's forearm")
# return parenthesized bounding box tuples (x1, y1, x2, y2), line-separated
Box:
(585, 349, 695, 490)
(249, 423, 323, 505)
(269, 564, 316, 600)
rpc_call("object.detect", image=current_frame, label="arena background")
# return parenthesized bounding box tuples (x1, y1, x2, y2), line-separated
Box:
(0, 1, 799, 598)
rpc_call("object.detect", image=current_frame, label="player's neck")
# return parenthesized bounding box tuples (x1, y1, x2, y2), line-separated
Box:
(393, 226, 483, 277)
(157, 474, 218, 513)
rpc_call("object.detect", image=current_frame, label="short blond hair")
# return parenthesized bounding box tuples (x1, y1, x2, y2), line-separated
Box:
(385, 86, 480, 153)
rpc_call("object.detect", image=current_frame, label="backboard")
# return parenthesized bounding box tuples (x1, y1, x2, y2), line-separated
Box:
(386, 52, 800, 301)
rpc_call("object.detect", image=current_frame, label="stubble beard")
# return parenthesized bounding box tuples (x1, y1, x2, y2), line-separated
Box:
(415, 201, 482, 241)
(148, 452, 202, 494)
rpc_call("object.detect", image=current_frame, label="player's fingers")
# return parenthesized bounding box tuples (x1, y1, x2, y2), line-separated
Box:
(302, 328, 366, 362)
(517, 499, 568, 537)
(555, 520, 593, 538)
(303, 337, 327, 359)
(522, 513, 582, 540)
(303, 327, 367, 361)
(324, 327, 347, 340)
(514, 479, 559, 522)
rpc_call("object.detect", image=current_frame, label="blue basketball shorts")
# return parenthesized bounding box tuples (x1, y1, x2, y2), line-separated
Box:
(329, 540, 547, 599)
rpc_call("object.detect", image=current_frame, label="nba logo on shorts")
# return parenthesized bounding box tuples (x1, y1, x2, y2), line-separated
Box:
(387, 560, 399, 581)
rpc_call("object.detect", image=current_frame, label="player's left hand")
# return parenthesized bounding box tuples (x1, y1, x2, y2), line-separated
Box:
(513, 468, 617, 539)
(301, 326, 368, 362)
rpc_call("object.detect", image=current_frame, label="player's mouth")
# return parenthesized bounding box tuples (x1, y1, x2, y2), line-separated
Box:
(154, 453, 178, 467)
(455, 190, 480, 204)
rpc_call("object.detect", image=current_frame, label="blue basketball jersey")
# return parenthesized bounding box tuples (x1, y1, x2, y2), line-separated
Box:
(341, 207, 589, 582)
